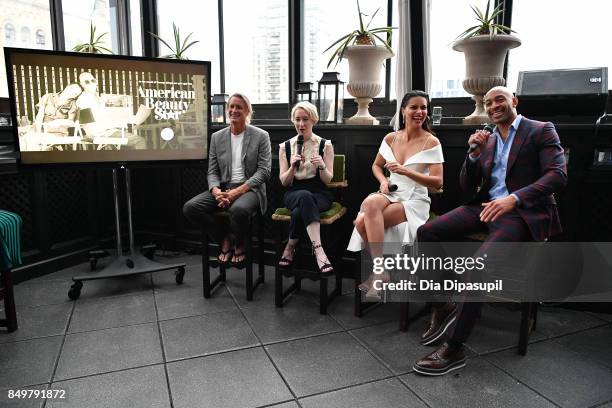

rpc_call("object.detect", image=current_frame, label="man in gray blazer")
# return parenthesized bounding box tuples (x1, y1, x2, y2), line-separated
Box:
(183, 93, 271, 267)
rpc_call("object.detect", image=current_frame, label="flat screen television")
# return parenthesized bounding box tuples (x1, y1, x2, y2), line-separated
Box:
(4, 48, 210, 165)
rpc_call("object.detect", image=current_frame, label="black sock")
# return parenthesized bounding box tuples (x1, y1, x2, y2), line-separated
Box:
(447, 339, 463, 351)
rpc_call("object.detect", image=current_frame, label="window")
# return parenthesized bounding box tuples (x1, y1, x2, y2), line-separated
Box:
(429, 0, 490, 98)
(157, 0, 220, 94)
(20, 26, 30, 43)
(224, 0, 288, 103)
(508, 1, 612, 90)
(129, 0, 142, 56)
(35, 29, 45, 46)
(4, 22, 15, 42)
(303, 0, 388, 99)
(0, 2, 53, 97)
(62, 0, 119, 53)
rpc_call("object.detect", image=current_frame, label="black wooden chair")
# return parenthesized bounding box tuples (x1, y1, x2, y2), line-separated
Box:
(272, 154, 347, 314)
(202, 210, 265, 301)
(0, 210, 22, 333)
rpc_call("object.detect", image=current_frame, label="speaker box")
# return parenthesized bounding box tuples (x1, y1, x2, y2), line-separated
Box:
(515, 68, 608, 121)
(517, 67, 608, 95)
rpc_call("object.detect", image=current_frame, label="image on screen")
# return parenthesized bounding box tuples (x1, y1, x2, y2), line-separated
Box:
(4, 48, 210, 164)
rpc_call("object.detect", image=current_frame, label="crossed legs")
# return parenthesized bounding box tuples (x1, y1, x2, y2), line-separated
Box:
(353, 194, 407, 295)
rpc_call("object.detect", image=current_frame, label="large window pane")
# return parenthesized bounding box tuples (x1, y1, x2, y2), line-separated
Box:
(63, 0, 119, 54)
(429, 0, 489, 98)
(224, 0, 288, 103)
(157, 0, 220, 94)
(303, 0, 388, 99)
(508, 1, 612, 91)
(129, 0, 142, 56)
(0, 0, 53, 97)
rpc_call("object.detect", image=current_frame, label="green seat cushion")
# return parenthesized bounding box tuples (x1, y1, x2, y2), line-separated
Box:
(274, 201, 343, 219)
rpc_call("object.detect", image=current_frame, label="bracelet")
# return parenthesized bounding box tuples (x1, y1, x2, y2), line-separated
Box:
(318, 164, 327, 171)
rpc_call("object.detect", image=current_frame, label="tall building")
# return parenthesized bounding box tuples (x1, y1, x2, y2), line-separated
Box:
(253, 1, 288, 103)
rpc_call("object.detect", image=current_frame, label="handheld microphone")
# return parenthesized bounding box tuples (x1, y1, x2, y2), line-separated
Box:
(467, 124, 494, 154)
(294, 134, 304, 169)
(388, 183, 398, 192)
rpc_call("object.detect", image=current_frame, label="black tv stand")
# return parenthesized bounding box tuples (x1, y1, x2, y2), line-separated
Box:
(68, 166, 186, 300)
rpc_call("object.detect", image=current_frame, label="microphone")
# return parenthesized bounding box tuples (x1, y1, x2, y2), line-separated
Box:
(388, 183, 398, 192)
(468, 124, 494, 154)
(294, 134, 304, 169)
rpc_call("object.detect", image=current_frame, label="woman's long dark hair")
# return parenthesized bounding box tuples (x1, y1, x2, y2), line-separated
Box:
(398, 90, 434, 134)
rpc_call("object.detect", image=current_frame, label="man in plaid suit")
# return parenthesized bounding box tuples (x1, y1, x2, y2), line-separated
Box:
(413, 86, 567, 376)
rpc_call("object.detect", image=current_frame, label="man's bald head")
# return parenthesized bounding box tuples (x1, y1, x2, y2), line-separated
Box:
(484, 86, 518, 126)
(485, 86, 514, 101)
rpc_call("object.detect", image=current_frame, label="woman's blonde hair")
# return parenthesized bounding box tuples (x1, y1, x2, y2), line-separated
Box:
(291, 101, 319, 124)
(227, 93, 253, 124)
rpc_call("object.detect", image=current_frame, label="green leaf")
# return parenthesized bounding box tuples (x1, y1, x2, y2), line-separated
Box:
(323, 32, 354, 53)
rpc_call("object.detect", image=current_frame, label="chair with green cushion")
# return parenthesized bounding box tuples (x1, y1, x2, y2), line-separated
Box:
(0, 210, 22, 332)
(273, 154, 347, 314)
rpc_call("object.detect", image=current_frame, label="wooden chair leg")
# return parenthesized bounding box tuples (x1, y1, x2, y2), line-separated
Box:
(246, 222, 254, 301)
(258, 213, 265, 282)
(1, 269, 17, 332)
(202, 231, 211, 298)
(518, 302, 533, 356)
(319, 277, 328, 314)
(275, 265, 283, 307)
(399, 301, 410, 332)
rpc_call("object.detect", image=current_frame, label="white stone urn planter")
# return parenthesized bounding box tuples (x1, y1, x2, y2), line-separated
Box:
(343, 45, 394, 125)
(452, 34, 521, 124)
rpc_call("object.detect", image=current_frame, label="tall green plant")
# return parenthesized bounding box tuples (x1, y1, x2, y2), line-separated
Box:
(150, 23, 199, 60)
(323, 0, 395, 68)
(455, 0, 516, 40)
(72, 23, 113, 54)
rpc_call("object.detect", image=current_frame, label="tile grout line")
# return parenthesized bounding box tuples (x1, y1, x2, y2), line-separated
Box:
(343, 329, 434, 408)
(151, 272, 176, 408)
(226, 278, 304, 408)
(484, 352, 563, 408)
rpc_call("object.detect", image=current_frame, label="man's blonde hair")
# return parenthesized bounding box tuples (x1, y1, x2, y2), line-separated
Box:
(228, 93, 253, 124)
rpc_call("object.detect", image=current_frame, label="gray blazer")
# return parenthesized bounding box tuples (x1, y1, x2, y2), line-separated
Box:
(207, 124, 272, 214)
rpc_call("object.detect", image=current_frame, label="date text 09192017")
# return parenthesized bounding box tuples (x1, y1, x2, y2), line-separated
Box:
(7, 389, 67, 399)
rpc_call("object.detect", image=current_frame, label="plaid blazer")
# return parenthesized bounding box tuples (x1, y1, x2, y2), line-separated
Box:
(460, 117, 567, 241)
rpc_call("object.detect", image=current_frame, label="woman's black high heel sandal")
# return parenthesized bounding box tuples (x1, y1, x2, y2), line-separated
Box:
(278, 243, 296, 270)
(312, 241, 334, 275)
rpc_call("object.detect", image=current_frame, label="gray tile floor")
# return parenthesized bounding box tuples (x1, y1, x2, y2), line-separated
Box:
(1, 251, 612, 408)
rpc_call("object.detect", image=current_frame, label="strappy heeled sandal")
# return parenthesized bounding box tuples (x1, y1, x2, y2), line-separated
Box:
(312, 242, 334, 275)
(278, 243, 296, 270)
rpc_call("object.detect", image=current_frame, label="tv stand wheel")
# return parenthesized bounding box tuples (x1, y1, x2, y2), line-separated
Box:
(89, 258, 97, 271)
(142, 245, 156, 260)
(68, 281, 83, 300)
(175, 267, 185, 285)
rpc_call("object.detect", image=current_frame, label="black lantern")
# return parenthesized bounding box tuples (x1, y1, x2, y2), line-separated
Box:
(211, 93, 229, 124)
(295, 81, 317, 104)
(317, 72, 344, 124)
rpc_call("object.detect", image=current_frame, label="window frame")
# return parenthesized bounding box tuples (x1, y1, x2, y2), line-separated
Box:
(43, 0, 495, 113)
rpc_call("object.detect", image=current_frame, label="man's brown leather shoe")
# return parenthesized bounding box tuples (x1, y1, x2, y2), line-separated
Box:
(413, 342, 466, 376)
(421, 302, 457, 345)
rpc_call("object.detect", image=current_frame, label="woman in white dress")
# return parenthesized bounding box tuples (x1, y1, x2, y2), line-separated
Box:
(347, 91, 444, 297)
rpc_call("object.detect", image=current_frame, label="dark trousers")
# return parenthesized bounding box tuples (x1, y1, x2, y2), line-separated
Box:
(283, 189, 332, 240)
(417, 204, 532, 343)
(183, 189, 260, 245)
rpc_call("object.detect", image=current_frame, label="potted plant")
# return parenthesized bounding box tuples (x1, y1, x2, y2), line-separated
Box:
(452, 0, 520, 124)
(150, 23, 199, 60)
(324, 0, 395, 125)
(72, 23, 113, 54)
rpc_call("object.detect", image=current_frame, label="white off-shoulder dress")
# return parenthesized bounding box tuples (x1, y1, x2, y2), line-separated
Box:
(347, 136, 444, 251)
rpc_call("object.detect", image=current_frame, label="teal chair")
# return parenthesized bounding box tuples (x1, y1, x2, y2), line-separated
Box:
(0, 210, 22, 332)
